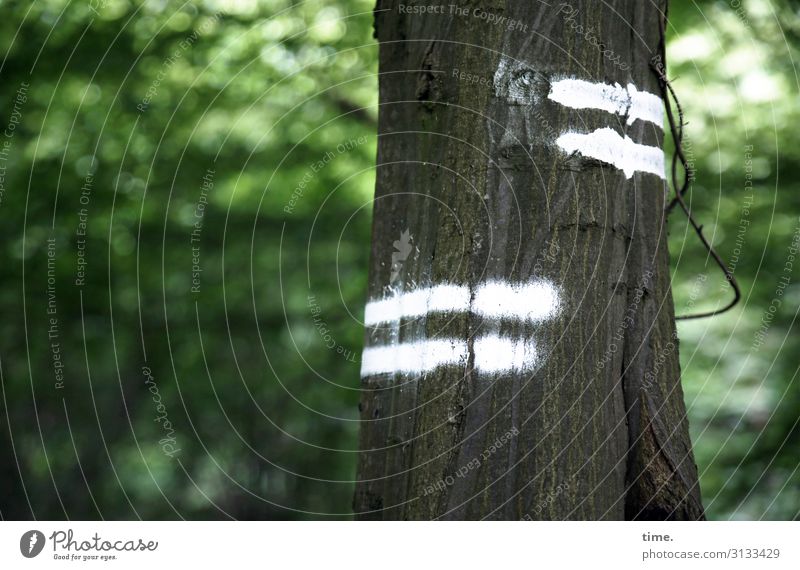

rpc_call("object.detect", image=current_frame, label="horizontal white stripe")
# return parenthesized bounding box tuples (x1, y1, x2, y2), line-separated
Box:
(556, 127, 665, 179)
(548, 78, 663, 128)
(627, 85, 664, 128)
(473, 280, 560, 322)
(473, 334, 538, 374)
(360, 336, 541, 377)
(364, 280, 560, 326)
(363, 283, 470, 326)
(360, 339, 468, 377)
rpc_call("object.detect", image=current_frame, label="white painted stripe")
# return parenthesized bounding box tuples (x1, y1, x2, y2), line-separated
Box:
(548, 78, 663, 128)
(556, 127, 665, 179)
(364, 280, 560, 326)
(627, 85, 664, 128)
(360, 336, 542, 377)
(473, 334, 538, 374)
(363, 283, 470, 326)
(473, 280, 560, 322)
(360, 339, 468, 377)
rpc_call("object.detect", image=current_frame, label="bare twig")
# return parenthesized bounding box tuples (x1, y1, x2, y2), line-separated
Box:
(652, 7, 741, 320)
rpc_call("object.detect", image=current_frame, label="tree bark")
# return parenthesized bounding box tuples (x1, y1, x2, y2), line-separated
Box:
(354, 0, 704, 520)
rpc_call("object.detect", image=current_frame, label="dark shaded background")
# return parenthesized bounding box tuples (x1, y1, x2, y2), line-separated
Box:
(0, 0, 797, 519)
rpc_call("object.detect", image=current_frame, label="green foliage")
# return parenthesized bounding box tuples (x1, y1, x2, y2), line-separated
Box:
(666, 0, 800, 520)
(0, 0, 376, 519)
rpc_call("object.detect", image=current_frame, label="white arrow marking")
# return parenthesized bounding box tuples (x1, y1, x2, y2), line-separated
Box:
(556, 127, 665, 179)
(548, 78, 663, 128)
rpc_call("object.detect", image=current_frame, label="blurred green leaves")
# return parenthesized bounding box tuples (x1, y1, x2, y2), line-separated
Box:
(0, 0, 376, 519)
(667, 0, 800, 520)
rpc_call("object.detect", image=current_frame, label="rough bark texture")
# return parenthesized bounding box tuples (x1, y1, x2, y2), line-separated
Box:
(354, 0, 704, 520)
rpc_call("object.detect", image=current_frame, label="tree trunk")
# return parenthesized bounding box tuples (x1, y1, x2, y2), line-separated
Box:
(354, 0, 704, 520)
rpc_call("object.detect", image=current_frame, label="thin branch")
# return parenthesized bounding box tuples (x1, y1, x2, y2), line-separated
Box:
(651, 8, 741, 320)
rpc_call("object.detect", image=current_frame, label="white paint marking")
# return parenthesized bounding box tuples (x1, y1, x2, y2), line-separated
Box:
(364, 280, 560, 325)
(627, 85, 664, 128)
(363, 283, 470, 326)
(361, 279, 561, 377)
(473, 334, 538, 374)
(473, 280, 560, 322)
(493, 56, 539, 105)
(360, 339, 468, 377)
(548, 78, 663, 128)
(556, 127, 665, 179)
(359, 336, 542, 377)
